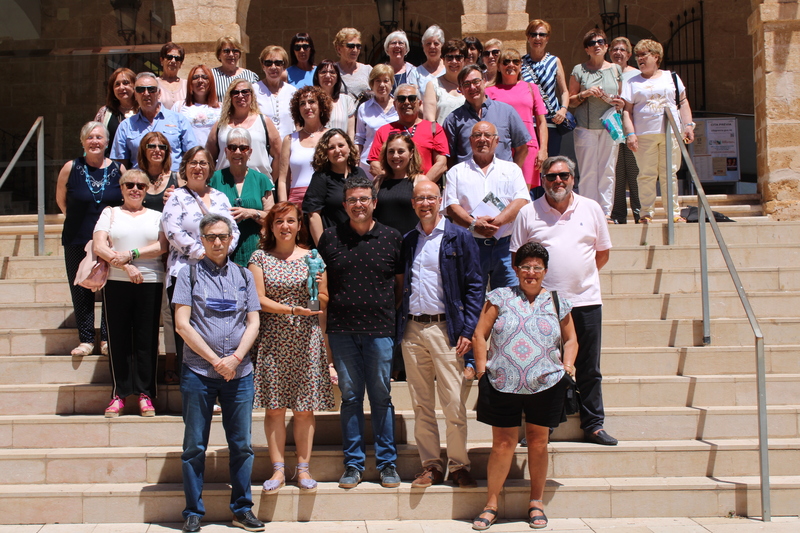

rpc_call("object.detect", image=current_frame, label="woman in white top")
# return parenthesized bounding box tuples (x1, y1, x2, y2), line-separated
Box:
(157, 43, 187, 110)
(384, 30, 415, 92)
(172, 64, 221, 148)
(423, 39, 467, 125)
(93, 169, 168, 418)
(207, 79, 282, 179)
(278, 86, 332, 203)
(407, 25, 446, 98)
(621, 39, 695, 223)
(313, 60, 356, 140)
(334, 27, 373, 100)
(255, 45, 298, 138)
(355, 65, 398, 177)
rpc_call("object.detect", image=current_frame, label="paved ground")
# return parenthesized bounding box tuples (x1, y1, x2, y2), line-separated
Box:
(2, 517, 799, 533)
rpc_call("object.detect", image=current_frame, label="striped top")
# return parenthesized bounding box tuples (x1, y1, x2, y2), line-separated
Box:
(521, 53, 560, 118)
(211, 67, 260, 99)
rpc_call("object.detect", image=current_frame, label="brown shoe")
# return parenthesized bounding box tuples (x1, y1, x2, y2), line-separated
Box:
(411, 465, 444, 488)
(449, 467, 477, 488)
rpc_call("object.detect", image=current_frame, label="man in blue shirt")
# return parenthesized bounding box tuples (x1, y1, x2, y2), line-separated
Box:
(111, 72, 198, 171)
(444, 64, 530, 168)
(173, 213, 263, 532)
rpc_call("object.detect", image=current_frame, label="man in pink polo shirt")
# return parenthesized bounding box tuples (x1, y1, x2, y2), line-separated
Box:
(510, 155, 617, 446)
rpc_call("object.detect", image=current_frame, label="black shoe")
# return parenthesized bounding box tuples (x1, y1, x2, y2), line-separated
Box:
(379, 465, 401, 488)
(232, 510, 265, 531)
(585, 429, 618, 446)
(182, 515, 201, 532)
(338, 465, 363, 488)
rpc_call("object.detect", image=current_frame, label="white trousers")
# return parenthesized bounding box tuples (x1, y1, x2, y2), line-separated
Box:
(633, 133, 681, 218)
(574, 127, 619, 216)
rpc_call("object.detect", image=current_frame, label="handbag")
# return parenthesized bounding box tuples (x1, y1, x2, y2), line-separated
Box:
(555, 111, 577, 135)
(522, 60, 576, 135)
(74, 207, 114, 292)
(552, 290, 581, 416)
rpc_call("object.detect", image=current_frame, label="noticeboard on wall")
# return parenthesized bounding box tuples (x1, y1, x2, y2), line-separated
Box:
(689, 118, 741, 182)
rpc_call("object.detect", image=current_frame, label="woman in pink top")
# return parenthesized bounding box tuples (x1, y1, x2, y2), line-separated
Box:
(485, 49, 548, 191)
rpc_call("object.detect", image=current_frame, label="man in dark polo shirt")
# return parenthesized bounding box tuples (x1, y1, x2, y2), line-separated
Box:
(317, 174, 403, 489)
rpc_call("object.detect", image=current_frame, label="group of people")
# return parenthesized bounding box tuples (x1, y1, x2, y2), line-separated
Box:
(54, 19, 695, 532)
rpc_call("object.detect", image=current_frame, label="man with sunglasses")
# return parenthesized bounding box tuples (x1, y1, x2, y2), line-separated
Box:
(172, 213, 264, 532)
(111, 72, 198, 172)
(367, 84, 449, 182)
(510, 156, 617, 446)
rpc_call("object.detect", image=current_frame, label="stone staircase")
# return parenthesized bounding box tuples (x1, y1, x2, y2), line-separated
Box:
(0, 200, 798, 525)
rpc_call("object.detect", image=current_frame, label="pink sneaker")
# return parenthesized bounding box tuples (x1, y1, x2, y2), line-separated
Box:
(104, 396, 124, 418)
(139, 394, 155, 417)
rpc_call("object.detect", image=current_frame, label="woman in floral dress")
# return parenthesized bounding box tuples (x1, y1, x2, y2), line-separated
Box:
(248, 201, 335, 494)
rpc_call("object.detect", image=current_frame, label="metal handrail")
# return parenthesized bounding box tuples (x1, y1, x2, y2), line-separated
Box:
(663, 109, 770, 521)
(0, 117, 45, 255)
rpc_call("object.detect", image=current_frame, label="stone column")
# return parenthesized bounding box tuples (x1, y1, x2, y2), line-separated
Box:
(748, 0, 800, 220)
(171, 0, 253, 77)
(461, 0, 528, 53)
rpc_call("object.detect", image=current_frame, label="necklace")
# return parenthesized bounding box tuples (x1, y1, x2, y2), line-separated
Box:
(83, 159, 109, 204)
(302, 126, 324, 139)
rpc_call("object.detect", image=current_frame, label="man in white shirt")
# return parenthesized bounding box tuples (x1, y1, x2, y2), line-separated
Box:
(510, 155, 617, 446)
(444, 121, 529, 290)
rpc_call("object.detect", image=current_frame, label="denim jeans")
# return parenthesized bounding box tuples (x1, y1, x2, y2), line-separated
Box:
(180, 366, 255, 519)
(328, 334, 397, 471)
(475, 236, 518, 291)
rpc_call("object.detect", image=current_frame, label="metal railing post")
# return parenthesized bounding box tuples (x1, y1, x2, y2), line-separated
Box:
(665, 119, 675, 245)
(755, 335, 771, 521)
(698, 202, 711, 344)
(37, 118, 45, 256)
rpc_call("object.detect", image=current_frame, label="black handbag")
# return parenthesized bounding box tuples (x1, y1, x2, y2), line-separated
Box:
(552, 291, 581, 416)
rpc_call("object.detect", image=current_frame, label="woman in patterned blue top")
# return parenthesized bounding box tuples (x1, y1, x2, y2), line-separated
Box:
(471, 242, 578, 531)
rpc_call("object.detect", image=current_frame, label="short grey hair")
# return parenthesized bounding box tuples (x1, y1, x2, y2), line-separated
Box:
(422, 25, 445, 45)
(135, 71, 159, 84)
(394, 83, 418, 95)
(199, 213, 233, 234)
(79, 121, 108, 144)
(384, 30, 409, 55)
(227, 127, 251, 145)
(542, 155, 577, 176)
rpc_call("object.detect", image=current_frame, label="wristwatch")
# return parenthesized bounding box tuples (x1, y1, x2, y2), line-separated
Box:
(468, 218, 477, 232)
(685, 122, 696, 128)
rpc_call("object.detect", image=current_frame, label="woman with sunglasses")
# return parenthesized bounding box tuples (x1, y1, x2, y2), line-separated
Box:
(384, 31, 414, 91)
(157, 42, 187, 110)
(408, 25, 446, 99)
(423, 39, 467, 125)
(485, 49, 548, 192)
(355, 65, 397, 176)
(482, 39, 502, 84)
(255, 45, 298, 139)
(333, 28, 372, 100)
(211, 36, 260, 98)
(313, 60, 356, 140)
(209, 128, 275, 266)
(287, 33, 317, 89)
(207, 79, 282, 181)
(95, 68, 138, 157)
(278, 86, 332, 204)
(569, 29, 624, 221)
(172, 65, 221, 149)
(93, 169, 169, 417)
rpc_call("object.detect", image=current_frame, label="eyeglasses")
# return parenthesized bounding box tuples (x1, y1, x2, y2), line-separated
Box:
(345, 196, 373, 205)
(611, 47, 629, 53)
(528, 32, 549, 38)
(227, 144, 250, 152)
(543, 172, 572, 182)
(230, 89, 252, 97)
(123, 182, 148, 190)
(192, 74, 209, 80)
(146, 143, 167, 151)
(293, 43, 310, 51)
(460, 78, 483, 89)
(202, 233, 232, 242)
(345, 43, 362, 50)
(135, 86, 158, 94)
(395, 94, 418, 104)
(518, 265, 546, 273)
(188, 160, 210, 168)
(164, 54, 183, 62)
(444, 54, 464, 62)
(482, 49, 500, 57)
(587, 39, 607, 47)
(470, 132, 497, 139)
(222, 48, 241, 55)
(263, 59, 285, 67)
(412, 195, 439, 204)
(502, 59, 521, 66)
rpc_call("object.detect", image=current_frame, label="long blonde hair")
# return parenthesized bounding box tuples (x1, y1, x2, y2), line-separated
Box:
(218, 79, 260, 126)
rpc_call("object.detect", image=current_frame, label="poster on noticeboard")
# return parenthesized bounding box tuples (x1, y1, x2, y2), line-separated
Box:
(689, 118, 740, 182)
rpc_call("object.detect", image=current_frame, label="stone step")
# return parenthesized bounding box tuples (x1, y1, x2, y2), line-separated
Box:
(0, 475, 795, 524)
(0, 279, 73, 305)
(2, 256, 66, 280)
(602, 291, 800, 319)
(626, 203, 763, 220)
(606, 220, 800, 247)
(0, 234, 62, 257)
(606, 243, 800, 270)
(0, 438, 797, 485)
(601, 266, 800, 295)
(3, 404, 799, 449)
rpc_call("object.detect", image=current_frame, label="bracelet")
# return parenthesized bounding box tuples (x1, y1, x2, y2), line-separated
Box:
(132, 249, 140, 260)
(290, 306, 295, 315)
(625, 132, 636, 138)
(232, 353, 242, 362)
(328, 363, 335, 368)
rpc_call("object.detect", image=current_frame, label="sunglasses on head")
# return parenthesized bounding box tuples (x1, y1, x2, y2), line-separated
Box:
(543, 172, 572, 182)
(263, 59, 285, 67)
(502, 59, 521, 66)
(227, 144, 250, 152)
(135, 86, 158, 94)
(146, 143, 167, 151)
(395, 94, 418, 104)
(164, 54, 183, 62)
(482, 49, 500, 57)
(293, 43, 310, 51)
(230, 88, 252, 97)
(123, 182, 147, 190)
(345, 43, 362, 50)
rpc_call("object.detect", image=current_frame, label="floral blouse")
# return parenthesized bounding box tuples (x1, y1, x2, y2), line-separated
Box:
(161, 186, 240, 284)
(486, 286, 571, 394)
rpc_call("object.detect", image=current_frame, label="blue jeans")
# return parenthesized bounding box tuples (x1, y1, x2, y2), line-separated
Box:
(181, 366, 255, 519)
(475, 236, 518, 290)
(328, 334, 397, 471)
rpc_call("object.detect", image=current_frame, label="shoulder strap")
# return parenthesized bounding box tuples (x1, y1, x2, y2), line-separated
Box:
(671, 71, 682, 109)
(258, 114, 271, 156)
(551, 290, 560, 318)
(190, 262, 197, 290)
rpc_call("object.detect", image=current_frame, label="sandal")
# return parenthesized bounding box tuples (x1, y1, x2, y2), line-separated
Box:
(71, 343, 94, 356)
(104, 396, 124, 418)
(639, 216, 652, 224)
(262, 462, 285, 494)
(139, 394, 155, 417)
(472, 507, 498, 531)
(293, 462, 318, 491)
(100, 341, 109, 356)
(528, 500, 548, 529)
(673, 216, 687, 223)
